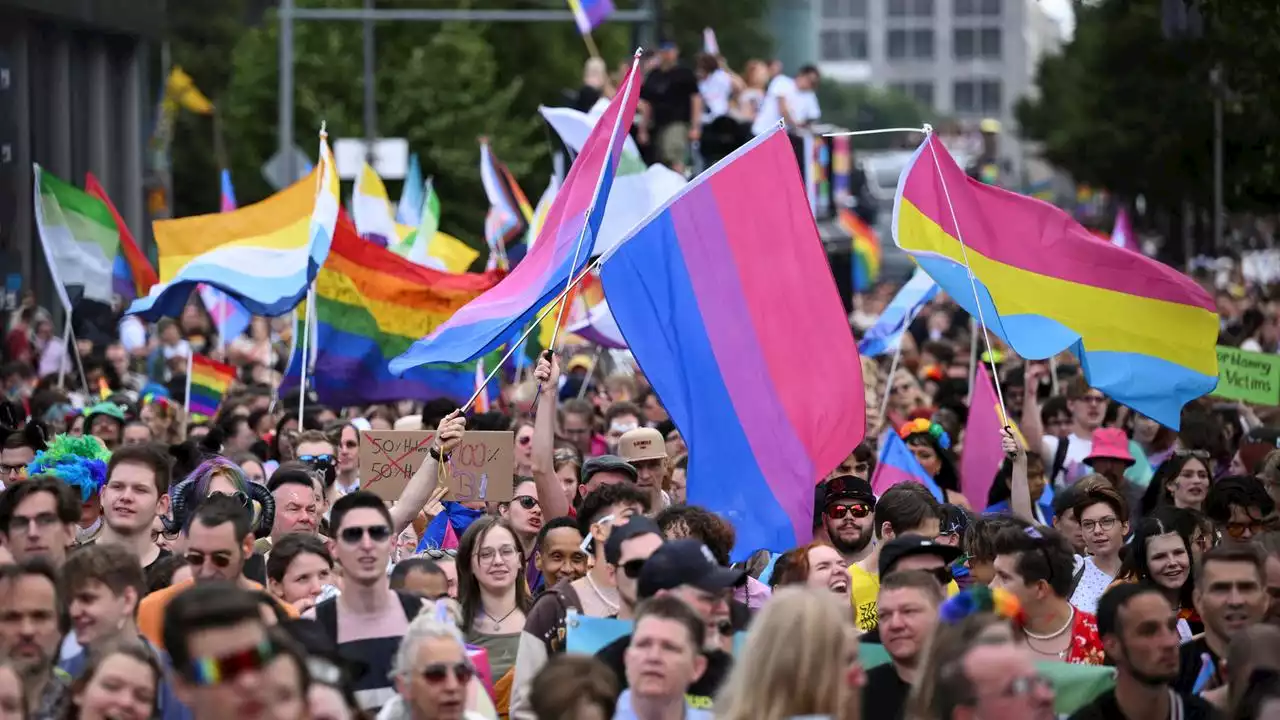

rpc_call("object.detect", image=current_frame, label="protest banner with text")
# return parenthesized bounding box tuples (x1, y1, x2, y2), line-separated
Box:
(1212, 346, 1280, 406)
(358, 430, 514, 502)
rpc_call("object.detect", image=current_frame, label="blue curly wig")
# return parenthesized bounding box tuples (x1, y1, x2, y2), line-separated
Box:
(26, 434, 112, 502)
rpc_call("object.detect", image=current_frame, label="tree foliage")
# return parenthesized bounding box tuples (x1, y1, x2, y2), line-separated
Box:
(816, 83, 932, 150)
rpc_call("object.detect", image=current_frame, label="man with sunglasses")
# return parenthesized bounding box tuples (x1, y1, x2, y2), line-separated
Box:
(138, 494, 299, 650)
(817, 475, 877, 566)
(164, 582, 279, 720)
(295, 430, 340, 508)
(1205, 475, 1276, 544)
(847, 482, 944, 632)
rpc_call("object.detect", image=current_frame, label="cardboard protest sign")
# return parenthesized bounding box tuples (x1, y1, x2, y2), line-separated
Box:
(1212, 346, 1280, 405)
(358, 430, 514, 502)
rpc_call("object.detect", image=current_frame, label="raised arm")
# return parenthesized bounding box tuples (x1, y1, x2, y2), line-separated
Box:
(389, 411, 466, 535)
(1003, 427, 1036, 525)
(531, 353, 571, 519)
(1020, 362, 1047, 459)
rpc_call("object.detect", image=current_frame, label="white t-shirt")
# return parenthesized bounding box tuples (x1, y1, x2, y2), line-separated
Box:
(1041, 432, 1093, 487)
(1068, 556, 1114, 615)
(698, 69, 733, 123)
(752, 74, 798, 135)
(791, 89, 821, 125)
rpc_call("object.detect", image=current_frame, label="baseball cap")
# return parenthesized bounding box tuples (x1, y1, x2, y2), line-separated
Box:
(822, 475, 875, 506)
(580, 455, 638, 485)
(877, 534, 962, 578)
(604, 515, 662, 565)
(618, 428, 667, 463)
(638, 539, 746, 599)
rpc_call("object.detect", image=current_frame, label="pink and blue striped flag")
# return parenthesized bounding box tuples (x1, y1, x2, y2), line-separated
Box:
(871, 431, 944, 501)
(568, 0, 614, 34)
(599, 128, 866, 559)
(199, 170, 253, 344)
(390, 55, 642, 372)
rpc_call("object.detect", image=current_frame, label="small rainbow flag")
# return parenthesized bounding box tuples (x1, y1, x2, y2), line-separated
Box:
(840, 207, 881, 292)
(188, 354, 236, 417)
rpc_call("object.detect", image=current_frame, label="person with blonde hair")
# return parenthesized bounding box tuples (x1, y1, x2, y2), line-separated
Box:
(715, 587, 865, 720)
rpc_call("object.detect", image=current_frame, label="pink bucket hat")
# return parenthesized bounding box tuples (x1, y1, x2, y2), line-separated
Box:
(1085, 428, 1135, 466)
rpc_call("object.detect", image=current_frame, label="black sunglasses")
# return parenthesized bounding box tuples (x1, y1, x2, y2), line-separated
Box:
(339, 525, 392, 545)
(621, 559, 646, 579)
(299, 454, 336, 468)
(510, 495, 539, 510)
(420, 661, 474, 684)
(184, 550, 234, 569)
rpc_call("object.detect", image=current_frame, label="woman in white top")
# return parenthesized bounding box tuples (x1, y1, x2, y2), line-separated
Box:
(1069, 482, 1130, 614)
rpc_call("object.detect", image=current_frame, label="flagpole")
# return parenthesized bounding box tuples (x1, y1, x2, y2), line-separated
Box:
(57, 315, 72, 390)
(66, 321, 91, 397)
(298, 284, 314, 420)
(183, 351, 194, 416)
(878, 333, 906, 429)
(968, 316, 979, 403)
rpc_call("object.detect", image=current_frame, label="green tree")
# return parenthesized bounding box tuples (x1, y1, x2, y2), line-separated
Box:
(816, 83, 932, 150)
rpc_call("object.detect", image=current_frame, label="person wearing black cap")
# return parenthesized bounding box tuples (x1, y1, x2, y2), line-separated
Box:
(595, 539, 743, 711)
(857, 534, 962, 645)
(577, 455, 638, 505)
(816, 475, 877, 566)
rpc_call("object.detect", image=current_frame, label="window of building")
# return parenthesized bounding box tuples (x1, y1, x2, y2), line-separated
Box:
(822, 0, 869, 18)
(887, 29, 934, 59)
(889, 81, 935, 108)
(821, 29, 870, 60)
(955, 0, 1001, 16)
(953, 79, 1002, 113)
(953, 27, 1001, 59)
(887, 0, 935, 18)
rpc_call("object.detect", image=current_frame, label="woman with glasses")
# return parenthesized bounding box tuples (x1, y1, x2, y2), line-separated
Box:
(900, 419, 971, 509)
(385, 600, 491, 720)
(1109, 508, 1203, 640)
(1069, 484, 1129, 614)
(1140, 449, 1214, 516)
(456, 516, 532, 711)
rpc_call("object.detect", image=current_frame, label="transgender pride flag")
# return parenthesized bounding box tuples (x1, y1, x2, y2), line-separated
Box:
(390, 54, 642, 372)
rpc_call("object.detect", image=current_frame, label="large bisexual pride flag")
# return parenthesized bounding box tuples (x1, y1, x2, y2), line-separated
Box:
(601, 128, 866, 560)
(893, 134, 1219, 427)
(391, 56, 641, 372)
(283, 214, 502, 405)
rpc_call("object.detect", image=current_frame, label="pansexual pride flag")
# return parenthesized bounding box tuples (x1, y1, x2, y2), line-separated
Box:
(601, 128, 866, 560)
(284, 215, 502, 405)
(129, 132, 341, 320)
(390, 56, 642, 372)
(893, 134, 1218, 427)
(188, 354, 236, 417)
(84, 172, 159, 303)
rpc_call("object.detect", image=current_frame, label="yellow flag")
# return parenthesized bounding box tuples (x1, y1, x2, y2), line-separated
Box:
(165, 67, 214, 115)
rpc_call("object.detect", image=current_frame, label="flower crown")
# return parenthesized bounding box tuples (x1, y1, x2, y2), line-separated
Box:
(898, 418, 951, 450)
(26, 434, 111, 502)
(939, 585, 1024, 627)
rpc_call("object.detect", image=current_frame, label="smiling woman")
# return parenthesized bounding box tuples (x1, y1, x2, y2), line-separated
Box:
(1110, 508, 1202, 640)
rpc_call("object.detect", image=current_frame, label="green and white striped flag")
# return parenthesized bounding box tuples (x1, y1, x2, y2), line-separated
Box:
(32, 164, 120, 311)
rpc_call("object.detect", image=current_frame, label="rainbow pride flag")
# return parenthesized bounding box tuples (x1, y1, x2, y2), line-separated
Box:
(188, 354, 236, 417)
(128, 131, 341, 320)
(893, 134, 1218, 427)
(84, 172, 159, 303)
(840, 207, 880, 292)
(284, 214, 502, 405)
(601, 128, 866, 559)
(390, 57, 642, 371)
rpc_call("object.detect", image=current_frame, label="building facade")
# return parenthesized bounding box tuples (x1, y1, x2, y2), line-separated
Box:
(0, 0, 162, 315)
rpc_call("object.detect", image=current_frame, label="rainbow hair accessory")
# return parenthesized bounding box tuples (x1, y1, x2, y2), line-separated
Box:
(899, 418, 951, 450)
(25, 434, 111, 502)
(938, 585, 1024, 628)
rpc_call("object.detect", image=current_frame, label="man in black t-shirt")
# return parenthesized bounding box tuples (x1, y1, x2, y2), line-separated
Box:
(1071, 584, 1217, 719)
(863, 570, 945, 720)
(1172, 544, 1266, 695)
(639, 41, 702, 173)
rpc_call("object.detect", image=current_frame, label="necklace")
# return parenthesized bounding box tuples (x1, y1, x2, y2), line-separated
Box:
(1024, 606, 1074, 641)
(481, 603, 519, 629)
(585, 572, 620, 614)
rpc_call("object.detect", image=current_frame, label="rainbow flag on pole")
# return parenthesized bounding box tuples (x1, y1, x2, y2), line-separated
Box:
(390, 56, 642, 371)
(188, 354, 236, 417)
(128, 130, 340, 320)
(893, 133, 1218, 427)
(840, 207, 881, 292)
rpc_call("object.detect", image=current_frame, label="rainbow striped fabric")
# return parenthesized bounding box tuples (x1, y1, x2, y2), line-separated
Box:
(480, 141, 534, 266)
(894, 134, 1219, 426)
(188, 354, 236, 417)
(128, 132, 341, 319)
(284, 214, 502, 405)
(841, 207, 881, 292)
(390, 58, 642, 371)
